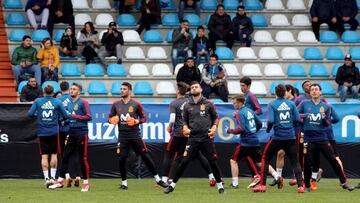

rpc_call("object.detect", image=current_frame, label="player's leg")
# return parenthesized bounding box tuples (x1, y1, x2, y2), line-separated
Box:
(230, 144, 241, 188)
(283, 140, 304, 192)
(196, 151, 216, 187)
(49, 135, 58, 183)
(78, 135, 90, 192)
(330, 140, 343, 171)
(39, 137, 51, 187)
(269, 150, 285, 187)
(118, 139, 130, 189)
(168, 137, 188, 181)
(303, 142, 316, 191)
(310, 145, 320, 191)
(161, 136, 178, 183)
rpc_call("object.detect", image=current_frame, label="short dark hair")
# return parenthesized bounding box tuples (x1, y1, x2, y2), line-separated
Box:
(210, 54, 218, 60)
(302, 80, 311, 88)
(190, 81, 200, 86)
(177, 82, 188, 95)
(28, 76, 36, 81)
(23, 35, 31, 41)
(285, 84, 294, 96)
(53, 91, 62, 98)
(232, 95, 245, 104)
(275, 84, 286, 98)
(181, 19, 189, 24)
(293, 88, 300, 97)
(216, 4, 225, 10)
(72, 83, 83, 92)
(60, 81, 69, 92)
(310, 83, 322, 91)
(122, 82, 132, 91)
(237, 5, 245, 10)
(44, 84, 54, 95)
(240, 76, 252, 86)
(197, 25, 205, 31)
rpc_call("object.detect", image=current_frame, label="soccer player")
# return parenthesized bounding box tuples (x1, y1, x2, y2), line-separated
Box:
(164, 81, 225, 194)
(28, 85, 69, 188)
(161, 82, 216, 186)
(50, 83, 92, 192)
(252, 84, 304, 193)
(108, 82, 167, 190)
(298, 83, 354, 192)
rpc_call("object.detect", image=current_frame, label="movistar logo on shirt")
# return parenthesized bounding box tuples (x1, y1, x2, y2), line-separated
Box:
(277, 102, 290, 111)
(41, 101, 55, 110)
(247, 111, 254, 119)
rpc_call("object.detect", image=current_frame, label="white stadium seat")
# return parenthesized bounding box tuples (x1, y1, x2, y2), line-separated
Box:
(308, 0, 314, 8)
(92, 0, 111, 9)
(174, 64, 184, 75)
(265, 0, 284, 10)
(129, 64, 149, 76)
(241, 64, 262, 76)
(223, 64, 239, 76)
(156, 81, 176, 94)
(250, 81, 267, 95)
(147, 47, 167, 59)
(122, 30, 141, 42)
(298, 31, 318, 43)
(237, 47, 257, 59)
(75, 14, 92, 26)
(281, 47, 302, 59)
(227, 81, 242, 94)
(126, 47, 145, 59)
(270, 14, 290, 26)
(152, 64, 172, 76)
(72, 0, 90, 9)
(259, 47, 279, 59)
(198, 64, 204, 73)
(292, 14, 311, 26)
(264, 64, 285, 76)
(254, 31, 274, 43)
(98, 30, 107, 40)
(275, 31, 295, 43)
(95, 14, 114, 26)
(287, 0, 306, 10)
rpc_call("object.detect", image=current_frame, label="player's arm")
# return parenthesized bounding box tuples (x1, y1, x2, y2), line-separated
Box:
(207, 102, 218, 138)
(266, 104, 274, 133)
(27, 100, 38, 118)
(292, 103, 301, 127)
(136, 102, 147, 124)
(330, 106, 340, 124)
(71, 100, 92, 121)
(297, 101, 306, 123)
(321, 105, 332, 127)
(227, 112, 243, 134)
(58, 102, 71, 119)
(182, 104, 191, 137)
(249, 93, 262, 115)
(167, 102, 176, 131)
(254, 113, 262, 132)
(108, 103, 119, 124)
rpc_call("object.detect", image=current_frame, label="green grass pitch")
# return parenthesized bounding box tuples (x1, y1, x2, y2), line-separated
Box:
(0, 179, 359, 203)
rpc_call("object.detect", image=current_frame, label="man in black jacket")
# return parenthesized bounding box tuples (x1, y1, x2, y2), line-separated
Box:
(176, 57, 201, 85)
(47, 0, 75, 38)
(310, 0, 337, 40)
(20, 76, 43, 102)
(232, 6, 253, 47)
(335, 54, 360, 102)
(207, 4, 234, 51)
(98, 22, 124, 66)
(336, 0, 359, 34)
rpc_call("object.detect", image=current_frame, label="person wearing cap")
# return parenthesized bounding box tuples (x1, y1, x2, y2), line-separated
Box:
(47, 0, 75, 38)
(232, 6, 253, 47)
(98, 22, 124, 66)
(335, 54, 360, 102)
(136, 0, 161, 34)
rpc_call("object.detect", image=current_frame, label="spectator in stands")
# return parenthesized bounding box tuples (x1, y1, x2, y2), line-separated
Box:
(12, 35, 41, 87)
(192, 26, 210, 65)
(119, 0, 134, 14)
(37, 38, 60, 83)
(98, 22, 124, 66)
(335, 0, 359, 34)
(310, 0, 337, 40)
(136, 0, 161, 34)
(232, 6, 253, 47)
(25, 0, 50, 30)
(200, 54, 229, 102)
(59, 26, 78, 57)
(20, 76, 43, 102)
(207, 4, 234, 51)
(176, 57, 201, 85)
(78, 22, 100, 64)
(47, 0, 75, 37)
(335, 54, 360, 102)
(171, 20, 193, 72)
(178, 0, 200, 21)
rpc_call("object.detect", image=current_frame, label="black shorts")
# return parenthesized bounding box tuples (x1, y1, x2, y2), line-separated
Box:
(118, 138, 148, 158)
(231, 144, 262, 163)
(166, 136, 188, 155)
(329, 140, 339, 157)
(38, 135, 58, 155)
(183, 138, 218, 161)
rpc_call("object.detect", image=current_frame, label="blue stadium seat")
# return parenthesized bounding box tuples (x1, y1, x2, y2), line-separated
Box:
(257, 98, 270, 104)
(250, 14, 268, 27)
(61, 64, 81, 76)
(84, 64, 104, 77)
(68, 81, 85, 94)
(341, 31, 360, 43)
(111, 81, 123, 95)
(223, 0, 239, 10)
(118, 14, 136, 26)
(244, 0, 263, 10)
(319, 31, 339, 43)
(201, 0, 217, 10)
(88, 81, 107, 95)
(6, 13, 26, 25)
(42, 81, 60, 93)
(4, 0, 23, 9)
(17, 81, 28, 92)
(309, 64, 329, 77)
(326, 47, 344, 60)
(270, 82, 286, 95)
(9, 29, 28, 42)
(324, 98, 337, 103)
(184, 14, 202, 27)
(287, 64, 307, 77)
(303, 48, 323, 60)
(215, 47, 234, 60)
(162, 14, 180, 26)
(107, 64, 127, 77)
(55, 30, 64, 42)
(357, 0, 360, 9)
(349, 47, 360, 60)
(166, 30, 173, 43)
(332, 64, 342, 77)
(292, 81, 305, 94)
(134, 81, 153, 95)
(93, 98, 110, 103)
(345, 98, 360, 103)
(320, 82, 336, 95)
(161, 0, 176, 10)
(139, 98, 156, 103)
(204, 14, 211, 26)
(31, 30, 50, 42)
(144, 30, 163, 43)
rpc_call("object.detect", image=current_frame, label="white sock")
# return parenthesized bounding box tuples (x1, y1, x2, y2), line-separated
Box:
(232, 177, 239, 186)
(170, 182, 176, 188)
(122, 180, 128, 186)
(43, 171, 49, 180)
(50, 168, 56, 179)
(83, 179, 88, 184)
(154, 175, 161, 182)
(276, 168, 283, 177)
(162, 176, 168, 182)
(311, 172, 318, 180)
(272, 171, 280, 180)
(208, 173, 215, 180)
(217, 182, 224, 189)
(65, 173, 70, 179)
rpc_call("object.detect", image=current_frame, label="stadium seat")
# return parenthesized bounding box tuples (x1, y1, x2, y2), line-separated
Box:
(254, 31, 273, 43)
(223, 0, 239, 10)
(61, 64, 81, 77)
(107, 64, 127, 77)
(223, 64, 239, 76)
(341, 31, 360, 43)
(292, 14, 311, 26)
(358, 0, 360, 9)
(42, 81, 60, 93)
(84, 64, 104, 77)
(227, 81, 242, 94)
(250, 81, 267, 95)
(88, 81, 107, 95)
(152, 64, 172, 76)
(331, 64, 342, 77)
(95, 14, 114, 26)
(134, 81, 153, 95)
(118, 14, 137, 26)
(129, 64, 149, 76)
(162, 14, 180, 26)
(258, 98, 270, 104)
(309, 64, 329, 77)
(92, 0, 111, 9)
(304, 48, 323, 60)
(298, 31, 317, 43)
(161, 0, 176, 10)
(250, 14, 268, 27)
(4, 0, 23, 9)
(125, 47, 145, 59)
(270, 14, 290, 26)
(259, 47, 279, 59)
(270, 81, 286, 94)
(31, 30, 50, 42)
(6, 13, 26, 25)
(93, 98, 110, 103)
(345, 99, 360, 103)
(287, 0, 306, 10)
(244, 0, 263, 10)
(184, 14, 202, 27)
(242, 64, 262, 76)
(320, 82, 336, 95)
(201, 0, 218, 10)
(349, 47, 360, 60)
(98, 30, 107, 41)
(111, 81, 123, 95)
(275, 31, 295, 43)
(166, 30, 174, 43)
(326, 47, 344, 60)
(174, 63, 184, 75)
(156, 81, 176, 94)
(287, 64, 307, 77)
(320, 31, 339, 43)
(148, 47, 167, 59)
(265, 0, 284, 10)
(215, 47, 234, 60)
(9, 29, 28, 42)
(17, 81, 28, 92)
(281, 47, 302, 60)
(72, 0, 90, 9)
(122, 30, 141, 43)
(237, 47, 257, 59)
(292, 81, 304, 94)
(75, 14, 92, 26)
(264, 64, 285, 76)
(144, 30, 163, 43)
(54, 30, 64, 42)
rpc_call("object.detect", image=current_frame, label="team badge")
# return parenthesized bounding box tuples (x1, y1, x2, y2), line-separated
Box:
(200, 104, 205, 111)
(74, 104, 78, 111)
(128, 106, 133, 113)
(319, 107, 324, 113)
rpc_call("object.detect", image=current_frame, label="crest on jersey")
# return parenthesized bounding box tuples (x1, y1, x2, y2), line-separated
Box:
(319, 107, 324, 113)
(128, 106, 133, 113)
(74, 104, 78, 111)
